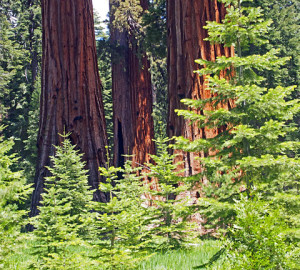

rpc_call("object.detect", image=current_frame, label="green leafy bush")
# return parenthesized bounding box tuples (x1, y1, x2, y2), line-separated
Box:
(197, 196, 298, 269)
(223, 196, 296, 269)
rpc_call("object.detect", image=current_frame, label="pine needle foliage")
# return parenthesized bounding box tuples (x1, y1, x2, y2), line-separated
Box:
(111, 0, 144, 41)
(146, 137, 197, 251)
(0, 0, 42, 169)
(30, 134, 93, 269)
(175, 0, 300, 232)
(175, 1, 300, 267)
(175, 0, 300, 268)
(0, 126, 32, 268)
(90, 158, 152, 270)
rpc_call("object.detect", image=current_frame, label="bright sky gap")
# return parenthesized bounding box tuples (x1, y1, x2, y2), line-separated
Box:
(92, 0, 109, 22)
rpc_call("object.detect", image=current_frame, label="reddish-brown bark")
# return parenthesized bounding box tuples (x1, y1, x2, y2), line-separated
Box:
(167, 0, 234, 176)
(110, 0, 155, 169)
(30, 0, 108, 217)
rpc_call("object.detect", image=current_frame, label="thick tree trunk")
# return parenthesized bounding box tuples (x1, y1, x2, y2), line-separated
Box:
(30, 0, 108, 217)
(110, 0, 155, 169)
(167, 0, 234, 176)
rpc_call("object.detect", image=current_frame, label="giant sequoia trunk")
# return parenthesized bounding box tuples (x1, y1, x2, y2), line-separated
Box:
(167, 0, 234, 176)
(110, 0, 155, 169)
(30, 0, 108, 217)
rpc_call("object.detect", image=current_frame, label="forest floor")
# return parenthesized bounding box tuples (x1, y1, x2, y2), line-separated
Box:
(7, 239, 221, 269)
(138, 240, 221, 269)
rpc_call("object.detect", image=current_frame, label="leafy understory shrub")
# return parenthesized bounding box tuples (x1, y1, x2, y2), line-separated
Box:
(222, 196, 295, 270)
(196, 196, 297, 270)
(0, 126, 32, 268)
(272, 192, 300, 244)
(30, 134, 93, 269)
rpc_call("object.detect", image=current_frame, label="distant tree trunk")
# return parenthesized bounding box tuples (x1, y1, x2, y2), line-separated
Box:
(22, 0, 40, 149)
(110, 0, 155, 170)
(30, 0, 108, 217)
(167, 0, 234, 176)
(28, 0, 39, 95)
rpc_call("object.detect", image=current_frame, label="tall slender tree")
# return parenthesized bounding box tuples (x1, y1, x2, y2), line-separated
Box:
(167, 0, 234, 177)
(30, 0, 108, 216)
(110, 0, 155, 169)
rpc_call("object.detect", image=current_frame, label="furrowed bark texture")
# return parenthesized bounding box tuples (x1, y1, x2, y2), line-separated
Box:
(167, 0, 234, 176)
(110, 0, 155, 169)
(30, 0, 108, 217)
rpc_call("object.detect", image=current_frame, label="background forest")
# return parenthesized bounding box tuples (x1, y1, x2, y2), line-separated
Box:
(0, 0, 299, 269)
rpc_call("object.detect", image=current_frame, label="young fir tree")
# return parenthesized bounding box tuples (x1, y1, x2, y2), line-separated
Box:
(0, 127, 32, 268)
(30, 134, 94, 269)
(146, 137, 197, 250)
(89, 157, 152, 270)
(175, 0, 300, 234)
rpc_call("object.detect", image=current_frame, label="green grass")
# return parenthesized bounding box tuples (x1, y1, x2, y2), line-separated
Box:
(138, 241, 221, 270)
(5, 239, 34, 270)
(6, 239, 221, 269)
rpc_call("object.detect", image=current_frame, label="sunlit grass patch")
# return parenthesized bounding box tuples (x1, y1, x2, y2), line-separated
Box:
(6, 239, 222, 270)
(138, 240, 221, 270)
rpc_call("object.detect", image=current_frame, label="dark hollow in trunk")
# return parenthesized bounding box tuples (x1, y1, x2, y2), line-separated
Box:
(110, 0, 155, 170)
